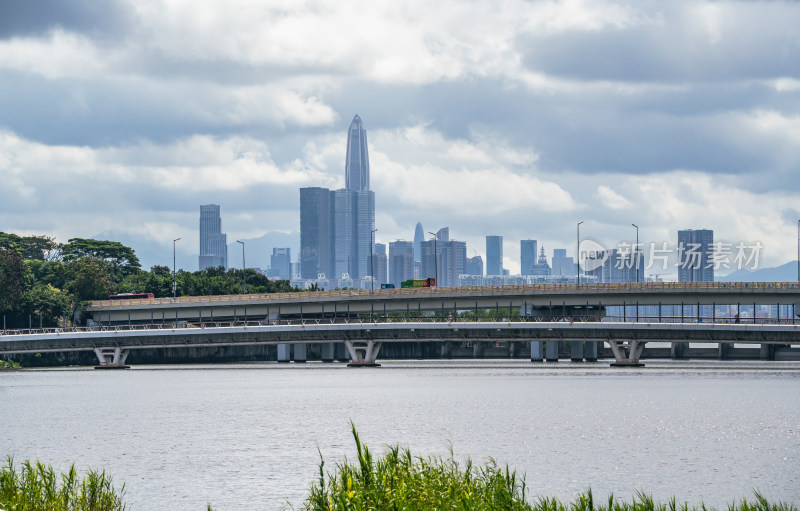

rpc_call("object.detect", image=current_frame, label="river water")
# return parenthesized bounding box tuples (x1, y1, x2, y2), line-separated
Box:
(1, 360, 799, 510)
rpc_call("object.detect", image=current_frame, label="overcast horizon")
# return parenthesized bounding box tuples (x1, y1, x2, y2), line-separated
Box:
(1, 0, 799, 275)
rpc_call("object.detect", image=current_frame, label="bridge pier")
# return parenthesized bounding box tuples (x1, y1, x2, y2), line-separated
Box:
(335, 342, 349, 362)
(293, 343, 307, 363)
(608, 340, 645, 367)
(530, 341, 543, 362)
(570, 341, 584, 362)
(345, 340, 382, 367)
(760, 343, 775, 361)
(321, 343, 335, 362)
(718, 342, 730, 360)
(277, 344, 291, 363)
(93, 348, 130, 369)
(671, 342, 687, 359)
(545, 341, 559, 362)
(508, 341, 519, 358)
(584, 341, 598, 362)
(472, 341, 485, 358)
(441, 341, 453, 359)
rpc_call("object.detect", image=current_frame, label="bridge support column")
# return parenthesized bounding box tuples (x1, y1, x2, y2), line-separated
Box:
(608, 340, 645, 367)
(93, 348, 130, 369)
(545, 341, 559, 362)
(277, 344, 291, 363)
(760, 343, 775, 361)
(530, 341, 543, 362)
(508, 341, 519, 359)
(335, 342, 349, 362)
(293, 344, 307, 363)
(321, 343, 335, 362)
(671, 342, 687, 359)
(472, 341, 485, 358)
(570, 341, 584, 362)
(441, 341, 453, 359)
(717, 342, 730, 360)
(344, 340, 382, 367)
(584, 341, 598, 362)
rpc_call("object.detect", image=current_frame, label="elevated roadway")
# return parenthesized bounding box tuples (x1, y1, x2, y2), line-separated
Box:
(87, 282, 800, 326)
(3, 319, 800, 368)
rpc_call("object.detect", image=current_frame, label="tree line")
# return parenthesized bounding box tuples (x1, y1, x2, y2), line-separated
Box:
(0, 233, 295, 329)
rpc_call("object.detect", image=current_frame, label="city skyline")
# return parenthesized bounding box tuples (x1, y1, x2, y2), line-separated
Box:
(1, 2, 799, 275)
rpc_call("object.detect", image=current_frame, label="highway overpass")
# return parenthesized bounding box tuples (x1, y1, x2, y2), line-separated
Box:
(86, 282, 800, 326)
(3, 319, 800, 368)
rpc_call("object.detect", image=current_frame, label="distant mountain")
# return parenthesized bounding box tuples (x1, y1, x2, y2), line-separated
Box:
(91, 230, 299, 272)
(718, 261, 797, 282)
(91, 230, 195, 272)
(226, 231, 300, 270)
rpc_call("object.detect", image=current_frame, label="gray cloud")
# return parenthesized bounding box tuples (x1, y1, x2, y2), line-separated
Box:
(0, 0, 133, 39)
(520, 2, 800, 82)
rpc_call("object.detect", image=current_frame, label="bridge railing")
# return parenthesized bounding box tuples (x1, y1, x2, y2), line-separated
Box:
(2, 312, 797, 337)
(87, 281, 800, 309)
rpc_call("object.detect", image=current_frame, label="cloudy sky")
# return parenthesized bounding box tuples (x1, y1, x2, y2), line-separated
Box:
(1, 0, 799, 276)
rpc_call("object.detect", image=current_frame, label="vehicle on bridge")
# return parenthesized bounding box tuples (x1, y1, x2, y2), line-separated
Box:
(401, 278, 435, 288)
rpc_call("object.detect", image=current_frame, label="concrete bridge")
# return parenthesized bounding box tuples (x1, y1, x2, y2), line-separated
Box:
(2, 318, 800, 368)
(86, 282, 800, 326)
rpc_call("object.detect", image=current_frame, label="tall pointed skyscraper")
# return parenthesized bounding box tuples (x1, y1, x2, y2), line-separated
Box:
(413, 222, 424, 263)
(345, 114, 370, 192)
(300, 114, 376, 283)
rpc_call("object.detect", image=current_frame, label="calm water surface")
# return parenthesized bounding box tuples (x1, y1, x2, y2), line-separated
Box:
(2, 360, 799, 510)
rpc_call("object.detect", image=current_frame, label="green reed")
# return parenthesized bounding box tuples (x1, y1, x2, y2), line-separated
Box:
(0, 456, 125, 510)
(301, 424, 797, 511)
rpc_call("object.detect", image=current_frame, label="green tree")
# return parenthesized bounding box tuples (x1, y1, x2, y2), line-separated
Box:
(26, 259, 68, 290)
(0, 233, 61, 261)
(20, 284, 71, 327)
(65, 258, 114, 302)
(62, 238, 141, 278)
(0, 249, 27, 314)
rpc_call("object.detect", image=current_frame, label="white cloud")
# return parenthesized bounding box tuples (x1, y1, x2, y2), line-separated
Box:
(0, 30, 107, 79)
(595, 185, 632, 210)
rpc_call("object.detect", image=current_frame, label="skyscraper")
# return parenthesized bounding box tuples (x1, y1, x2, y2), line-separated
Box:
(413, 222, 424, 263)
(439, 240, 466, 287)
(585, 249, 643, 283)
(520, 239, 537, 276)
(299, 115, 376, 281)
(388, 240, 414, 287)
(199, 204, 227, 270)
(300, 187, 333, 279)
(345, 114, 370, 192)
(419, 239, 437, 281)
(270, 248, 291, 280)
(551, 248, 577, 277)
(486, 235, 503, 275)
(678, 229, 714, 282)
(372, 243, 388, 286)
(466, 255, 483, 276)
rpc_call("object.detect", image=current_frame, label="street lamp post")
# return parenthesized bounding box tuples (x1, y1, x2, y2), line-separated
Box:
(576, 221, 583, 287)
(632, 223, 639, 283)
(172, 237, 181, 299)
(370, 228, 378, 293)
(428, 231, 438, 286)
(236, 240, 246, 294)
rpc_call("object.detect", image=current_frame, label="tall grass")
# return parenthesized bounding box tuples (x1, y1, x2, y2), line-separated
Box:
(302, 424, 797, 511)
(0, 456, 126, 510)
(303, 422, 534, 510)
